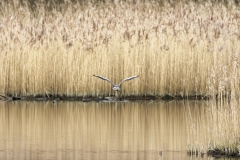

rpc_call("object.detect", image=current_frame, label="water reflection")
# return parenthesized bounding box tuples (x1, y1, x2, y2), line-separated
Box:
(0, 100, 209, 160)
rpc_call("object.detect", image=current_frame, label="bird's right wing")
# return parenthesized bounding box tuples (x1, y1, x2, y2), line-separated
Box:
(93, 75, 115, 86)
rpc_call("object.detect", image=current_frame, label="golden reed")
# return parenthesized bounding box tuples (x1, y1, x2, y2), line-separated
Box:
(0, 1, 240, 97)
(186, 100, 240, 156)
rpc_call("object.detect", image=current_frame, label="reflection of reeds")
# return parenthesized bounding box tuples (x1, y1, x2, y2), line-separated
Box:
(0, 100, 192, 159)
(0, 1, 240, 97)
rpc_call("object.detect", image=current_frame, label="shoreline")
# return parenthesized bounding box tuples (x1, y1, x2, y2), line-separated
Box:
(0, 94, 212, 101)
(187, 150, 240, 158)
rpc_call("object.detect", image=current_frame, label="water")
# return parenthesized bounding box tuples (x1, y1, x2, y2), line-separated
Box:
(0, 100, 238, 160)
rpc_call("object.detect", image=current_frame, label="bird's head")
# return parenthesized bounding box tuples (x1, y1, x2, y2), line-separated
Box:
(113, 86, 120, 91)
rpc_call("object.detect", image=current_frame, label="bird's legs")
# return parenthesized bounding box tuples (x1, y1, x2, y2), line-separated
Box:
(115, 91, 119, 99)
(115, 90, 124, 100)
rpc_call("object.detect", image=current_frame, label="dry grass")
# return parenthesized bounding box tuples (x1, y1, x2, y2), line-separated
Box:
(207, 100, 240, 156)
(0, 0, 240, 97)
(186, 99, 240, 156)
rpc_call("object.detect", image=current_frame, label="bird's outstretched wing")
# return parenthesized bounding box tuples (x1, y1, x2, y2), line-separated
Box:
(118, 76, 139, 86)
(93, 75, 115, 86)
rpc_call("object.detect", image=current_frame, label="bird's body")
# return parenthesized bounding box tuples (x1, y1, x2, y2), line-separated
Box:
(93, 75, 138, 91)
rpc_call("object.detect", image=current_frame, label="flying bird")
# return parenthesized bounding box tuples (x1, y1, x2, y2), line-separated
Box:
(93, 75, 138, 91)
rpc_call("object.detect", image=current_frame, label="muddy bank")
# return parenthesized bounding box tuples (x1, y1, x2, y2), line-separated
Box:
(187, 149, 240, 158)
(207, 149, 240, 158)
(0, 94, 211, 101)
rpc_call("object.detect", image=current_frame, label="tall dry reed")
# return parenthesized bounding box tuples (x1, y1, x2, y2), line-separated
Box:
(0, 1, 240, 97)
(186, 99, 240, 156)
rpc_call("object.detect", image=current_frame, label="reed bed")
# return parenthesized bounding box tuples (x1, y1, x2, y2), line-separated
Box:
(186, 99, 240, 157)
(0, 0, 240, 97)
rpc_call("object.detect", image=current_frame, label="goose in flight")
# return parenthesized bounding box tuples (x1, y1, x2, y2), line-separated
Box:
(93, 75, 138, 91)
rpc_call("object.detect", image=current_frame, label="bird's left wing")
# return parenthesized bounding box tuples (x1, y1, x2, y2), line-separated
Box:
(118, 76, 139, 86)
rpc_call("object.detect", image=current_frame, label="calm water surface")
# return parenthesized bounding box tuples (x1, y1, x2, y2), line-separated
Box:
(0, 100, 236, 160)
